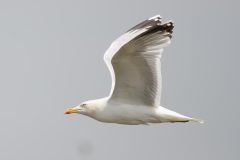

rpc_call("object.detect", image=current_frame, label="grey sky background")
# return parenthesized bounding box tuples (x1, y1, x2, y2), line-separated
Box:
(0, 0, 239, 160)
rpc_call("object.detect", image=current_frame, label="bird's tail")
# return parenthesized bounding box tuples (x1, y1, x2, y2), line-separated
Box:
(159, 106, 204, 124)
(189, 118, 204, 124)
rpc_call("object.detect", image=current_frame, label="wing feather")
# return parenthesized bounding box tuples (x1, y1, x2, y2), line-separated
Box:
(104, 15, 174, 106)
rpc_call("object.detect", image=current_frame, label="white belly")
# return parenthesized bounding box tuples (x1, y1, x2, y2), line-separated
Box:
(91, 104, 161, 125)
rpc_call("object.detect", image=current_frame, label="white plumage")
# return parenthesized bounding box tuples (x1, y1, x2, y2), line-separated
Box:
(64, 15, 203, 125)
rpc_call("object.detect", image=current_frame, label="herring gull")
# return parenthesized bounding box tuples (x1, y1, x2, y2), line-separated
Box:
(64, 15, 203, 125)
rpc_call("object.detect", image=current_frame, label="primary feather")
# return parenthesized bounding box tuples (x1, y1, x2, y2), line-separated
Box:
(104, 16, 173, 106)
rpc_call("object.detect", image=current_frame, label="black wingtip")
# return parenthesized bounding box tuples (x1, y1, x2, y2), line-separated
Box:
(161, 21, 174, 33)
(159, 21, 174, 38)
(138, 20, 174, 39)
(127, 15, 162, 32)
(127, 15, 174, 39)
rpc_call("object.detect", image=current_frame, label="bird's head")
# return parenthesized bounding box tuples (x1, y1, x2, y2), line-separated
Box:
(64, 103, 89, 115)
(64, 100, 98, 115)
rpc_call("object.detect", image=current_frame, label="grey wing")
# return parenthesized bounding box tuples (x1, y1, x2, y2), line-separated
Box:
(104, 15, 174, 106)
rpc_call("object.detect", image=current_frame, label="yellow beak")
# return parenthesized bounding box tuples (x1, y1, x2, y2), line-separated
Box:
(64, 107, 78, 114)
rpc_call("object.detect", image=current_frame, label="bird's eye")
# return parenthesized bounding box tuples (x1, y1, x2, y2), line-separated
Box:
(81, 104, 86, 107)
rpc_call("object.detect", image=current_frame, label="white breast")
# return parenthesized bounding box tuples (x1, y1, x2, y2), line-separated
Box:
(91, 99, 159, 125)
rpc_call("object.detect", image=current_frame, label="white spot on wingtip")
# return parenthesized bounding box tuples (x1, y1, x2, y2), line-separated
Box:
(146, 25, 152, 29)
(199, 120, 204, 124)
(148, 15, 161, 20)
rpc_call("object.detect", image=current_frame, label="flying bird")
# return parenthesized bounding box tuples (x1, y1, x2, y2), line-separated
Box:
(64, 15, 203, 125)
